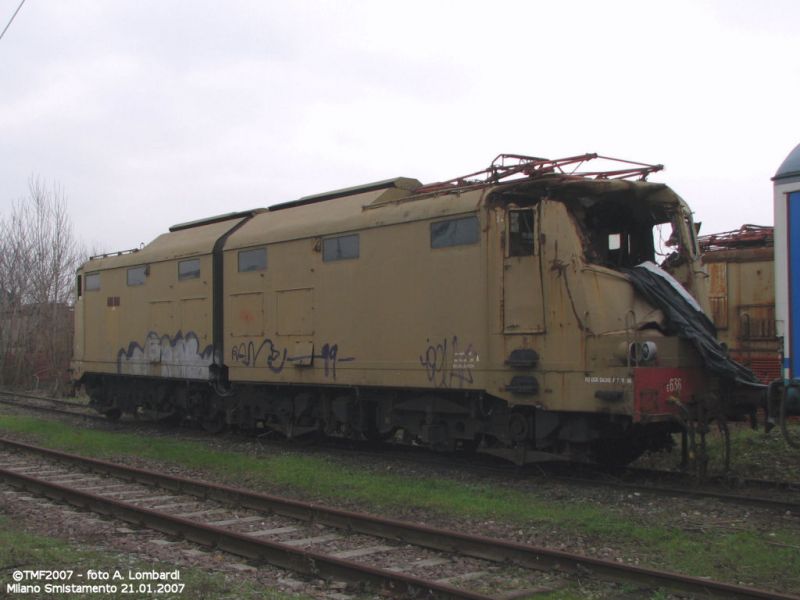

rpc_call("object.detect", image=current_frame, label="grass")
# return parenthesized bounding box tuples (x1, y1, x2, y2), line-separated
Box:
(635, 419, 800, 480)
(710, 421, 800, 479)
(0, 515, 306, 600)
(0, 412, 798, 593)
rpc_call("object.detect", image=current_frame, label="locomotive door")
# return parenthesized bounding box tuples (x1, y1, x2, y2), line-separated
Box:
(503, 207, 545, 333)
(104, 295, 121, 357)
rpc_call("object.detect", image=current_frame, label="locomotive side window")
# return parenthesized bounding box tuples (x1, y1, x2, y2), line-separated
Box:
(178, 259, 200, 280)
(430, 215, 480, 249)
(127, 265, 147, 286)
(85, 272, 100, 291)
(323, 234, 359, 262)
(508, 209, 535, 256)
(238, 247, 267, 272)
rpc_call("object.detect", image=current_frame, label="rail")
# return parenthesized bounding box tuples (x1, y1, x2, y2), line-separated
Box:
(0, 437, 796, 600)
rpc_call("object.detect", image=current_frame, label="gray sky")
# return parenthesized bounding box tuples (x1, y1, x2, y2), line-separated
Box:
(1, 1, 798, 253)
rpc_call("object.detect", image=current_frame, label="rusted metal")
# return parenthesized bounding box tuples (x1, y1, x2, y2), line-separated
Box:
(698, 224, 774, 252)
(414, 153, 664, 194)
(701, 246, 774, 264)
(1, 437, 797, 600)
(700, 224, 780, 384)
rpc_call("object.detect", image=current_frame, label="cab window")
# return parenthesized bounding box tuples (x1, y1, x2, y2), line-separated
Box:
(508, 209, 535, 256)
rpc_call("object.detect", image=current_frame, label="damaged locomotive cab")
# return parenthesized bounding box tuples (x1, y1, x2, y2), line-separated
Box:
(565, 183, 699, 280)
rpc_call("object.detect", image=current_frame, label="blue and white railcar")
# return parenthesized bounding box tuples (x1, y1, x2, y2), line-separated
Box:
(771, 143, 800, 431)
(774, 143, 800, 377)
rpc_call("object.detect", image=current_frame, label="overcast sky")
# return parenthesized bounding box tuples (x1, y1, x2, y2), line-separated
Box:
(1, 1, 798, 253)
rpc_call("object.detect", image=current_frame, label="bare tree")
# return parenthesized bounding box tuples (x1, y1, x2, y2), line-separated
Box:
(0, 176, 85, 393)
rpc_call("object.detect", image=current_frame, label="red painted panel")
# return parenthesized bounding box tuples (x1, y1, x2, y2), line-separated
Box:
(731, 353, 782, 385)
(633, 367, 708, 421)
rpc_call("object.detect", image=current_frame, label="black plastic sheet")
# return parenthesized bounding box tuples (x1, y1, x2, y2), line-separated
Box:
(625, 262, 763, 387)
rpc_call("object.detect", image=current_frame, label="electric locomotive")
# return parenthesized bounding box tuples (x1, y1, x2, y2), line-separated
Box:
(71, 153, 762, 464)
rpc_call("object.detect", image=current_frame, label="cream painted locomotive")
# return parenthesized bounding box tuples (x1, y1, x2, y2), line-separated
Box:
(71, 154, 762, 464)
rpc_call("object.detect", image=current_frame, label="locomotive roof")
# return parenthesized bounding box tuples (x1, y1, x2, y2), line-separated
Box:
(229, 181, 483, 251)
(82, 180, 483, 270)
(84, 217, 252, 270)
(774, 141, 800, 183)
(83, 154, 688, 271)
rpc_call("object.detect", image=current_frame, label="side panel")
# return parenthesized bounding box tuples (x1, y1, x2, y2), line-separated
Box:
(790, 191, 800, 377)
(276, 288, 313, 335)
(230, 292, 265, 337)
(226, 214, 489, 390)
(149, 300, 176, 334)
(81, 256, 214, 380)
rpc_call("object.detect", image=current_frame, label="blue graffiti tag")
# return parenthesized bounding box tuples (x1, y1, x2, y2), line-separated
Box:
(419, 336, 478, 388)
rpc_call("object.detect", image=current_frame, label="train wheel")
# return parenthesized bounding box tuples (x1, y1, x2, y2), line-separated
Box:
(507, 412, 530, 443)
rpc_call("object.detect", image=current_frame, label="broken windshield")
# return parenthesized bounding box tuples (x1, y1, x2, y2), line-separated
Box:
(564, 185, 697, 272)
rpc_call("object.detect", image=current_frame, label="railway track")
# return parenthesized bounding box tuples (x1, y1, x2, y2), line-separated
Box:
(0, 437, 797, 600)
(249, 436, 800, 516)
(2, 390, 800, 518)
(0, 390, 104, 422)
(537, 466, 800, 515)
(0, 389, 89, 408)
(621, 463, 800, 493)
